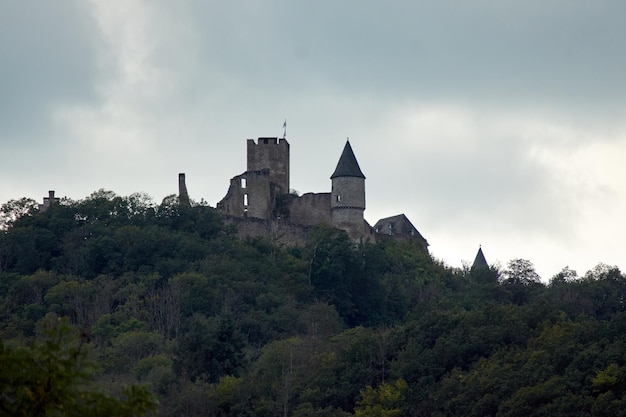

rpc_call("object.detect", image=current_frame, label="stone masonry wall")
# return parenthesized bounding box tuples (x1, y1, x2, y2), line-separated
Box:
(331, 177, 365, 211)
(217, 170, 272, 220)
(288, 192, 332, 226)
(221, 216, 313, 246)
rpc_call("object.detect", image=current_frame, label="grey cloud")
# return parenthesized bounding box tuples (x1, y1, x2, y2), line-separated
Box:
(2, 1, 624, 278)
(169, 1, 626, 111)
(370, 141, 561, 232)
(0, 2, 103, 140)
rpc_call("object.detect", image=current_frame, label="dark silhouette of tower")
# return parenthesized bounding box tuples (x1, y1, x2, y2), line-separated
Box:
(178, 173, 190, 207)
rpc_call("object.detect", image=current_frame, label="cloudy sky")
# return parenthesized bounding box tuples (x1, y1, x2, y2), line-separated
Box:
(2, 1, 625, 279)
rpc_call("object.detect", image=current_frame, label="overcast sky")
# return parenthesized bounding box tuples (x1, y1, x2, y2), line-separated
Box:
(2, 1, 625, 279)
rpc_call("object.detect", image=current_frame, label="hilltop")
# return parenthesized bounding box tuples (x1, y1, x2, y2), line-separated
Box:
(1, 191, 626, 416)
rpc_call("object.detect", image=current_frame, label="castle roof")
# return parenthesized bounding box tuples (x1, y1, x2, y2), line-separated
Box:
(471, 247, 489, 271)
(331, 140, 366, 179)
(373, 214, 428, 246)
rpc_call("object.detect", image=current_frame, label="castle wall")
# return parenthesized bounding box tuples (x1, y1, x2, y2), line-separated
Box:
(331, 208, 367, 240)
(246, 171, 273, 219)
(247, 138, 290, 194)
(221, 216, 313, 246)
(216, 170, 272, 220)
(288, 192, 332, 226)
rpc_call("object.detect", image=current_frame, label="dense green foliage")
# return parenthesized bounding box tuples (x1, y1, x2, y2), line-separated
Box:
(2, 191, 626, 416)
(0, 315, 156, 417)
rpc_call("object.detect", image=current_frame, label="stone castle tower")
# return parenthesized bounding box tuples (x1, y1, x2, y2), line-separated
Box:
(330, 141, 366, 239)
(247, 137, 290, 195)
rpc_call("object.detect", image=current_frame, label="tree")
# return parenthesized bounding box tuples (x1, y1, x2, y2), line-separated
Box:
(306, 226, 359, 323)
(0, 315, 157, 417)
(176, 313, 245, 382)
(0, 197, 38, 230)
(503, 259, 541, 285)
(501, 259, 544, 305)
(550, 266, 578, 285)
(354, 379, 408, 417)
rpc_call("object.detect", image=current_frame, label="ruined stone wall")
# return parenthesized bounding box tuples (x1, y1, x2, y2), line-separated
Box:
(247, 138, 290, 194)
(288, 192, 332, 226)
(246, 171, 273, 219)
(216, 170, 272, 220)
(178, 173, 190, 207)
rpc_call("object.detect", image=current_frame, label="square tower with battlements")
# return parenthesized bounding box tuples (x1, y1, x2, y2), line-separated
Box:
(247, 138, 290, 195)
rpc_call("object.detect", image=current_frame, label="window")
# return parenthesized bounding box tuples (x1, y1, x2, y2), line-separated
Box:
(336, 195, 341, 202)
(241, 178, 247, 188)
(243, 194, 248, 206)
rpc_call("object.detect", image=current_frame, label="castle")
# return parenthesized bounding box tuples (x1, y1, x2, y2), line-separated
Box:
(38, 136, 493, 262)
(213, 137, 429, 250)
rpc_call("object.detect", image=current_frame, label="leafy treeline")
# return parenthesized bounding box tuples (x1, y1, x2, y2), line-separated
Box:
(1, 190, 626, 416)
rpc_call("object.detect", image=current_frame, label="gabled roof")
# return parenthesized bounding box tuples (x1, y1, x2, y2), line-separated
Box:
(471, 247, 489, 270)
(330, 140, 365, 179)
(373, 214, 428, 245)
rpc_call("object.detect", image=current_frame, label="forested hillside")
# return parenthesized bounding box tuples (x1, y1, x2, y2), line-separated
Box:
(1, 190, 626, 416)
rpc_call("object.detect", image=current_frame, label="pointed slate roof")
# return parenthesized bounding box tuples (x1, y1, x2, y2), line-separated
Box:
(373, 214, 429, 246)
(471, 247, 489, 271)
(330, 140, 365, 179)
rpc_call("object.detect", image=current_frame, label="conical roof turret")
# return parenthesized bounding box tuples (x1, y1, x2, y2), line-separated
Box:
(331, 140, 365, 179)
(471, 246, 489, 271)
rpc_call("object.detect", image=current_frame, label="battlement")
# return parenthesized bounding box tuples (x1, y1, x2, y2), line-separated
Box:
(247, 137, 289, 146)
